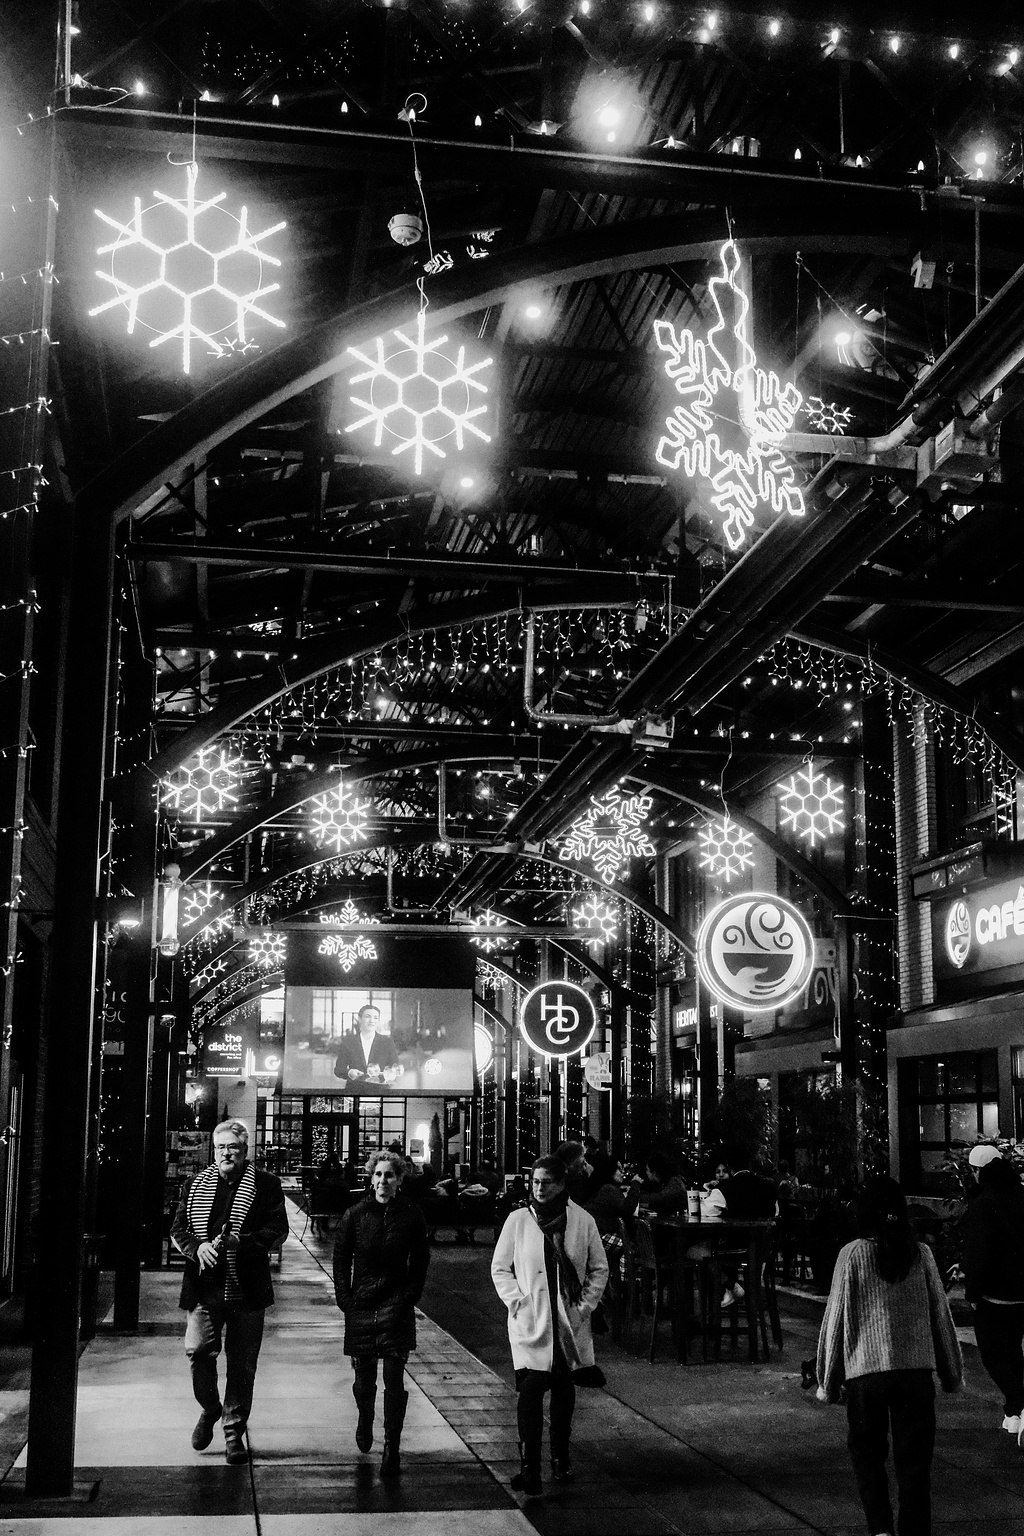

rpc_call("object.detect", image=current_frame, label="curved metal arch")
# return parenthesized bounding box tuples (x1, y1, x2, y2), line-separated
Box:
(196, 975, 281, 1035)
(625, 766, 849, 910)
(82, 208, 914, 534)
(179, 745, 561, 882)
(793, 621, 1024, 775)
(145, 585, 643, 783)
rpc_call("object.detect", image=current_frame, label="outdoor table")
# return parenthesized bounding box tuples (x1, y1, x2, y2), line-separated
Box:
(648, 1214, 776, 1363)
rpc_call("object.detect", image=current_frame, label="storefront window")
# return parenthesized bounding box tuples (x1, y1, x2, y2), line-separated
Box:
(908, 1050, 999, 1192)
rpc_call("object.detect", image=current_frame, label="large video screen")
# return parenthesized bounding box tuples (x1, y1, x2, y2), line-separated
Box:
(282, 930, 475, 1096)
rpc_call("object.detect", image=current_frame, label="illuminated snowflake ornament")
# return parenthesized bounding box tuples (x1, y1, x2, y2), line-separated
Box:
(698, 814, 755, 883)
(654, 240, 805, 551)
(308, 783, 371, 853)
(89, 161, 286, 374)
(479, 959, 524, 993)
(317, 932, 378, 973)
(160, 746, 244, 823)
(572, 894, 618, 941)
(181, 879, 235, 936)
(248, 931, 286, 970)
(804, 396, 854, 434)
(471, 909, 510, 953)
(344, 309, 492, 475)
(777, 765, 845, 846)
(318, 898, 376, 926)
(559, 790, 655, 886)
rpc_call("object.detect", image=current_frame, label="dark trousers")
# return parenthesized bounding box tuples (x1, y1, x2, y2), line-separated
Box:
(973, 1301, 1024, 1417)
(845, 1370, 935, 1536)
(185, 1303, 265, 1433)
(516, 1369, 576, 1461)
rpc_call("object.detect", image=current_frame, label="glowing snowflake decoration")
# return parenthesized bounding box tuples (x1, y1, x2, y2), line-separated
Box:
(698, 814, 755, 883)
(804, 396, 854, 434)
(318, 898, 377, 926)
(471, 909, 510, 953)
(345, 309, 492, 475)
(572, 894, 618, 941)
(160, 746, 244, 822)
(777, 765, 845, 846)
(654, 239, 805, 551)
(248, 931, 286, 970)
(308, 783, 371, 853)
(479, 959, 524, 993)
(192, 953, 229, 990)
(317, 932, 378, 973)
(558, 790, 655, 886)
(89, 160, 286, 374)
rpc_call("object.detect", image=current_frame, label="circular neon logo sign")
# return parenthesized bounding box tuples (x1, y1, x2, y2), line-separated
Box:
(519, 981, 597, 1059)
(696, 892, 815, 1012)
(945, 899, 971, 969)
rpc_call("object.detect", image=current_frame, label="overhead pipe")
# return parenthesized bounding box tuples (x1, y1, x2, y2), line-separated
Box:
(522, 611, 620, 727)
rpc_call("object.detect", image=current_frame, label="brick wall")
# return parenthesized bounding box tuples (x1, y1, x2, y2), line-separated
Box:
(893, 709, 936, 1010)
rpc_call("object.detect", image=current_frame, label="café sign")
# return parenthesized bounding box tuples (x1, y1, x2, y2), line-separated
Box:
(934, 876, 1024, 985)
(696, 892, 815, 1013)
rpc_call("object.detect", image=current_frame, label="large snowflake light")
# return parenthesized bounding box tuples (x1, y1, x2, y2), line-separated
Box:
(654, 239, 805, 551)
(89, 161, 286, 374)
(160, 747, 243, 822)
(344, 309, 492, 475)
(559, 790, 655, 886)
(319, 899, 377, 926)
(804, 396, 854, 434)
(698, 814, 755, 883)
(248, 931, 286, 970)
(317, 932, 378, 973)
(182, 879, 234, 935)
(572, 894, 618, 942)
(471, 909, 510, 953)
(777, 765, 845, 846)
(308, 783, 371, 853)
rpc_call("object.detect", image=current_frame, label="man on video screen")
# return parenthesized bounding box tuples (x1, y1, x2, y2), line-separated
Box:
(333, 1003, 404, 1090)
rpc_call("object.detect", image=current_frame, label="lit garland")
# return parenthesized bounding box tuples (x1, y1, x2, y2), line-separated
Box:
(308, 782, 371, 852)
(777, 764, 846, 846)
(654, 239, 805, 551)
(698, 813, 755, 882)
(571, 893, 618, 941)
(344, 309, 492, 475)
(89, 160, 286, 374)
(160, 746, 243, 822)
(558, 789, 655, 885)
(247, 930, 287, 970)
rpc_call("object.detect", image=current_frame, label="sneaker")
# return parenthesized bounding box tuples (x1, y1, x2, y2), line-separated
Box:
(721, 1288, 736, 1309)
(1002, 1414, 1021, 1435)
(191, 1407, 221, 1450)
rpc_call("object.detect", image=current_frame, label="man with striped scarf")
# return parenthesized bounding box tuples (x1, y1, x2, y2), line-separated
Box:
(170, 1119, 288, 1464)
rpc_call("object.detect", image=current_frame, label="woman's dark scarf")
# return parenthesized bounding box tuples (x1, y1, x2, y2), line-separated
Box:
(530, 1189, 583, 1306)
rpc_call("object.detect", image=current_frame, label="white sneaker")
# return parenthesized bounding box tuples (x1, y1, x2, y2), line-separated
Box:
(721, 1288, 736, 1309)
(1002, 1414, 1021, 1434)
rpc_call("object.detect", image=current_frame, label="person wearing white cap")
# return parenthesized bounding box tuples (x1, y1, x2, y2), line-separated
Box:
(960, 1145, 1024, 1442)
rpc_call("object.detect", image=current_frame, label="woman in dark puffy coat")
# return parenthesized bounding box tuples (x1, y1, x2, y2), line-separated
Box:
(333, 1149, 430, 1477)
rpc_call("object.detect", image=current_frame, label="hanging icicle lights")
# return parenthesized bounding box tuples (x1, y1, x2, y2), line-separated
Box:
(654, 239, 805, 551)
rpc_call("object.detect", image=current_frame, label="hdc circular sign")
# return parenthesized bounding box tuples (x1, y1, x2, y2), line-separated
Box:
(519, 981, 598, 1059)
(696, 892, 815, 1013)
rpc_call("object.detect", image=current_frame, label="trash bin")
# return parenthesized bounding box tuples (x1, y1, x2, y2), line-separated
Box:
(80, 1233, 104, 1342)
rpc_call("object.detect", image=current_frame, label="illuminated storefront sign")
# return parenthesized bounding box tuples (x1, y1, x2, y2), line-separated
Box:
(519, 980, 598, 1059)
(934, 876, 1024, 990)
(696, 892, 815, 1013)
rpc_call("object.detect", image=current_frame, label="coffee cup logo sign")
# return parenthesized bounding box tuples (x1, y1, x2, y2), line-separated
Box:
(519, 980, 598, 1059)
(944, 900, 971, 969)
(696, 892, 815, 1012)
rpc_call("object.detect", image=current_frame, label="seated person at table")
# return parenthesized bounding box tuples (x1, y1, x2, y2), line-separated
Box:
(585, 1154, 641, 1236)
(717, 1151, 779, 1220)
(555, 1141, 593, 1203)
(333, 1005, 404, 1089)
(633, 1152, 688, 1215)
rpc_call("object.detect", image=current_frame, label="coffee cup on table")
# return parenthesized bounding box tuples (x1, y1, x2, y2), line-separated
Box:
(687, 1191, 701, 1220)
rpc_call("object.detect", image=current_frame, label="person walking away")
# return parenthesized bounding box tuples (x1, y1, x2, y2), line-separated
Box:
(491, 1154, 609, 1496)
(333, 1148, 430, 1477)
(170, 1119, 288, 1465)
(816, 1178, 962, 1536)
(958, 1145, 1024, 1440)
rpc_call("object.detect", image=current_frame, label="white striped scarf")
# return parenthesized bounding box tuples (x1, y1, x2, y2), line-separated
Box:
(186, 1163, 257, 1303)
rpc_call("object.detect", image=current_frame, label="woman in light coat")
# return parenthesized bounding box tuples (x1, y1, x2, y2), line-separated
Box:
(491, 1153, 609, 1496)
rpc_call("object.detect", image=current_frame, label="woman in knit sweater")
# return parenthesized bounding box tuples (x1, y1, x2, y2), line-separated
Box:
(816, 1179, 962, 1536)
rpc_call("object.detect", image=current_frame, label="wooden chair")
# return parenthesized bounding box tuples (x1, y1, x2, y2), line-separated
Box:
(707, 1225, 778, 1362)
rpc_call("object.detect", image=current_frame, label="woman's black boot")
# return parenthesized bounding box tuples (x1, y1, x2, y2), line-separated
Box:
(511, 1441, 542, 1496)
(551, 1454, 574, 1482)
(380, 1388, 408, 1477)
(352, 1361, 377, 1454)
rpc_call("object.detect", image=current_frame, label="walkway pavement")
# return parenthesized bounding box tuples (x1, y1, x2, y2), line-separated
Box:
(0, 1206, 1022, 1534)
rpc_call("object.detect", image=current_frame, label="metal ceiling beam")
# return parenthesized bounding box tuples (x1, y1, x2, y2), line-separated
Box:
(129, 541, 667, 587)
(823, 581, 1024, 615)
